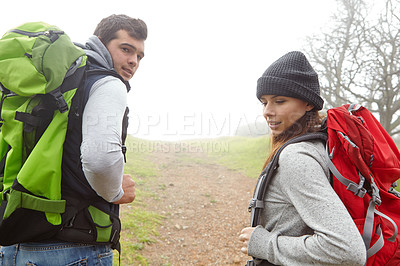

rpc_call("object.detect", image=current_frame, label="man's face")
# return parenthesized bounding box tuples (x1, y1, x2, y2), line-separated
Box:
(105, 29, 145, 81)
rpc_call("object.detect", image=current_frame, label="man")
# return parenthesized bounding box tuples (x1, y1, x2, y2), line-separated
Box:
(0, 14, 147, 265)
(79, 14, 146, 205)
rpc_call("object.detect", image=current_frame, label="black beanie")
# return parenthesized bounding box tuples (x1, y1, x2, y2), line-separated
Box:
(256, 51, 324, 110)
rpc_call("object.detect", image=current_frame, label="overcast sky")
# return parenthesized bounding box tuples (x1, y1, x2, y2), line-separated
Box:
(2, 0, 336, 140)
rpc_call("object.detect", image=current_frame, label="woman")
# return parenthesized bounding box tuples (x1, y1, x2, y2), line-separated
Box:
(238, 51, 366, 265)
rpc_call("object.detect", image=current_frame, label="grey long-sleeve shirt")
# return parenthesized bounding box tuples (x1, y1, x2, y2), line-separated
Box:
(248, 140, 367, 265)
(80, 76, 127, 202)
(78, 36, 127, 203)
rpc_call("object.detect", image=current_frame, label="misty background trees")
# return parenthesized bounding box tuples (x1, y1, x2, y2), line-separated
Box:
(305, 0, 400, 136)
(234, 0, 400, 138)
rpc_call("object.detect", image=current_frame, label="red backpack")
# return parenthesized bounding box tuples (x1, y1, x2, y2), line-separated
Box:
(248, 104, 400, 266)
(326, 104, 400, 265)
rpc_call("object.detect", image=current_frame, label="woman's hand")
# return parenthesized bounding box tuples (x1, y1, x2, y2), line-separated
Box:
(239, 227, 256, 254)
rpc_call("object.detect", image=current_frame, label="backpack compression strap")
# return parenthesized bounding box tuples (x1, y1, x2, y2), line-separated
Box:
(325, 141, 398, 258)
(14, 58, 86, 130)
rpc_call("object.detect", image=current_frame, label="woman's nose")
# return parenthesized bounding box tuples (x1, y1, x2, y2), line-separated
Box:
(263, 104, 274, 118)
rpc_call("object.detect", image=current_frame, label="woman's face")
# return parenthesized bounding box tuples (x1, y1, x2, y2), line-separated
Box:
(260, 95, 314, 136)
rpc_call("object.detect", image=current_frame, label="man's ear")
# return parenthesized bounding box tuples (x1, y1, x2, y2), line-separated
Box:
(97, 36, 107, 47)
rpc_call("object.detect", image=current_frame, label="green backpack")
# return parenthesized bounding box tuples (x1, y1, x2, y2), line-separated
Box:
(0, 22, 87, 244)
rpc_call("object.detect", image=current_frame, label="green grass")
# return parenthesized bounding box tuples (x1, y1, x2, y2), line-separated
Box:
(113, 136, 163, 265)
(117, 208, 163, 265)
(200, 136, 270, 178)
(123, 137, 159, 178)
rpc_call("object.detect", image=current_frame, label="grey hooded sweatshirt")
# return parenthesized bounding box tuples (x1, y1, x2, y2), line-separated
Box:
(78, 36, 127, 202)
(248, 140, 367, 265)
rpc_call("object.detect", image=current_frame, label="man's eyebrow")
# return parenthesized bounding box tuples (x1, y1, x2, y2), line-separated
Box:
(121, 43, 145, 58)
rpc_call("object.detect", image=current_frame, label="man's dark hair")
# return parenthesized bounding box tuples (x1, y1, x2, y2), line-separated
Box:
(94, 14, 147, 46)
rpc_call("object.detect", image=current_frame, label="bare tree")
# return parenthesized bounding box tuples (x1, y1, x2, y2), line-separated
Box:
(305, 0, 400, 136)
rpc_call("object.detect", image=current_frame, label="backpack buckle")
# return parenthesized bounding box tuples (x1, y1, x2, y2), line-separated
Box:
(248, 198, 264, 212)
(389, 187, 400, 198)
(248, 199, 255, 212)
(2, 188, 10, 201)
(347, 182, 367, 198)
(122, 145, 127, 163)
(372, 193, 382, 206)
(371, 186, 382, 206)
(346, 172, 367, 198)
(370, 175, 382, 206)
(49, 89, 68, 113)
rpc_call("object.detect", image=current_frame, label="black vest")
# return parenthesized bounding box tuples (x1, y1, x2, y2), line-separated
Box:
(57, 62, 129, 249)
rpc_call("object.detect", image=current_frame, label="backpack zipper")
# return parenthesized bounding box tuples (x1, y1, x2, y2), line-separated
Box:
(9, 29, 64, 37)
(9, 29, 64, 42)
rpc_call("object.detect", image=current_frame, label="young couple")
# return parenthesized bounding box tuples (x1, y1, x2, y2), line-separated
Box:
(0, 13, 366, 265)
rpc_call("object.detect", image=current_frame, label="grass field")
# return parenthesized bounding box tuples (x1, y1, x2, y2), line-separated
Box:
(200, 136, 269, 178)
(113, 137, 163, 265)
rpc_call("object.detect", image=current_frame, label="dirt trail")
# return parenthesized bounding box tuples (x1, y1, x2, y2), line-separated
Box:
(139, 146, 258, 265)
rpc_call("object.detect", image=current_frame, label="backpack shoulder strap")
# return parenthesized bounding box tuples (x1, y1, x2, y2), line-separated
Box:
(121, 107, 129, 163)
(78, 66, 130, 162)
(85, 68, 131, 92)
(249, 132, 327, 227)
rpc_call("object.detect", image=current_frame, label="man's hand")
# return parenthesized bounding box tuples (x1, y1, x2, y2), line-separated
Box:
(239, 227, 256, 254)
(113, 174, 135, 204)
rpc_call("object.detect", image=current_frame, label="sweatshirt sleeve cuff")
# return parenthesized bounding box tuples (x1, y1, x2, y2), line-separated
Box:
(110, 189, 124, 203)
(247, 225, 273, 261)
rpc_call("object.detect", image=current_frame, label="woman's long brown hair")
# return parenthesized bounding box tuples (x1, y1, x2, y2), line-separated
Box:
(262, 110, 324, 170)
